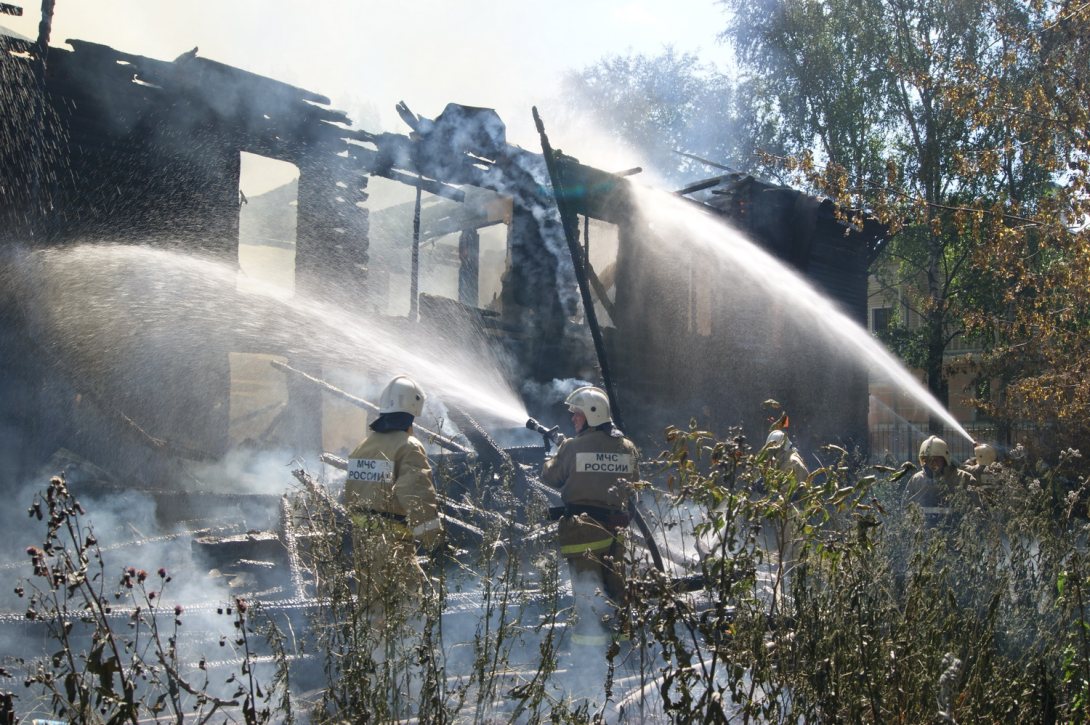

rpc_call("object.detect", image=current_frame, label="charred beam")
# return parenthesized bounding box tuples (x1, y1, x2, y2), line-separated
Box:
(673, 149, 736, 173)
(533, 108, 622, 423)
(373, 168, 466, 203)
(37, 0, 54, 54)
(279, 495, 308, 601)
(534, 107, 667, 574)
(445, 404, 559, 509)
(675, 176, 727, 196)
(292, 467, 349, 527)
(269, 360, 470, 454)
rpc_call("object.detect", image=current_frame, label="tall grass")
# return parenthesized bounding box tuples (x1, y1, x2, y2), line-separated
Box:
(11, 429, 1090, 722)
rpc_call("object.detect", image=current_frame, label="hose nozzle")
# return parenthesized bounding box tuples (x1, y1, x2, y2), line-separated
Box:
(526, 417, 565, 448)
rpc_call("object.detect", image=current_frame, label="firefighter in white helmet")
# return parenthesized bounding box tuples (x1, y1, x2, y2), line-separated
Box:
(760, 428, 812, 565)
(541, 385, 640, 647)
(972, 443, 998, 467)
(961, 442, 1002, 493)
(904, 435, 976, 523)
(764, 429, 810, 484)
(344, 375, 444, 599)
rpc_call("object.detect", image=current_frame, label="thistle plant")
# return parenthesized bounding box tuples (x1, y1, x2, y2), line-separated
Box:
(15, 475, 289, 724)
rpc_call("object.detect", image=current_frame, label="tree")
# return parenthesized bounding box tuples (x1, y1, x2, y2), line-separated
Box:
(724, 0, 895, 195)
(953, 0, 1090, 453)
(719, 0, 1065, 435)
(559, 47, 775, 185)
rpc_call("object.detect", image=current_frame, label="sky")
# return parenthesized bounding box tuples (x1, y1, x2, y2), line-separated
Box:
(4, 0, 734, 161)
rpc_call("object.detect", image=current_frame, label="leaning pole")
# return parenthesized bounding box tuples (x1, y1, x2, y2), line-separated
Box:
(532, 107, 666, 574)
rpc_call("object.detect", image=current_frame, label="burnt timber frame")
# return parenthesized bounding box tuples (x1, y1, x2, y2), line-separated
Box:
(1, 35, 883, 477)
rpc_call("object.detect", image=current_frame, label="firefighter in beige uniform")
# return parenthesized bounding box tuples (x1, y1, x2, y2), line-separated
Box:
(541, 386, 639, 646)
(961, 442, 1001, 502)
(344, 375, 444, 601)
(904, 435, 976, 524)
(761, 429, 811, 566)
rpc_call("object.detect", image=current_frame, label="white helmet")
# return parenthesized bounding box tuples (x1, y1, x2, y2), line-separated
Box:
(974, 443, 997, 466)
(919, 435, 951, 466)
(378, 375, 426, 417)
(765, 429, 793, 453)
(565, 386, 611, 427)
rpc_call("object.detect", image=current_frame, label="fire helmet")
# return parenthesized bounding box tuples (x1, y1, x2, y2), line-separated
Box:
(378, 375, 426, 418)
(765, 429, 794, 453)
(974, 443, 998, 466)
(565, 386, 612, 427)
(918, 435, 951, 466)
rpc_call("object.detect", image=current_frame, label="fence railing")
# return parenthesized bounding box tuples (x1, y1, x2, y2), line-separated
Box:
(868, 422, 1006, 465)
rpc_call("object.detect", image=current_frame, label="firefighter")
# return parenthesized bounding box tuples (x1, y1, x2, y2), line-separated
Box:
(760, 429, 811, 568)
(344, 375, 444, 601)
(904, 435, 976, 524)
(962, 442, 998, 478)
(541, 386, 640, 647)
(961, 442, 1003, 501)
(764, 429, 809, 484)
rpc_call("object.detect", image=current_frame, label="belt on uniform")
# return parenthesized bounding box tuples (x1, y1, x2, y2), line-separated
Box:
(355, 508, 407, 524)
(549, 504, 630, 528)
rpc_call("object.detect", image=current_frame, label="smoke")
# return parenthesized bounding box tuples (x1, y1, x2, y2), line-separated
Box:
(0, 451, 310, 723)
(522, 377, 593, 414)
(544, 99, 681, 190)
(0, 469, 238, 625)
(186, 447, 302, 497)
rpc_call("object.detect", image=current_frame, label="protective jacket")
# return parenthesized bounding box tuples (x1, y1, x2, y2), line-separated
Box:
(345, 429, 444, 550)
(961, 459, 1002, 490)
(776, 448, 810, 484)
(541, 426, 640, 512)
(904, 464, 976, 519)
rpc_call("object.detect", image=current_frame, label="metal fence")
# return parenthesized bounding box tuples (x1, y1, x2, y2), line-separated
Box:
(868, 422, 1003, 465)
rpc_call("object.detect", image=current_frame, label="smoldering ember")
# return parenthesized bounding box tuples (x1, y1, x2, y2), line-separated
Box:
(2, 3, 1089, 724)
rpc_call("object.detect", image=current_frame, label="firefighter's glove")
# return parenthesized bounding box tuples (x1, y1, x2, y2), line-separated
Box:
(549, 433, 567, 454)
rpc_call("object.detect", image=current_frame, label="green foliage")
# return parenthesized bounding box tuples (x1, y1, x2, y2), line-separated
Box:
(877, 320, 931, 370)
(643, 422, 1090, 722)
(718, 0, 1026, 415)
(714, 0, 1090, 443)
(721, 0, 895, 191)
(289, 461, 586, 722)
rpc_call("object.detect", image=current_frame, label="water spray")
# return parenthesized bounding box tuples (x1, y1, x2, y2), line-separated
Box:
(631, 186, 975, 446)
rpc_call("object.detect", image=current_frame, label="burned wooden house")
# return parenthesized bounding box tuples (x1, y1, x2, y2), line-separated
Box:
(0, 19, 897, 716)
(0, 25, 883, 489)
